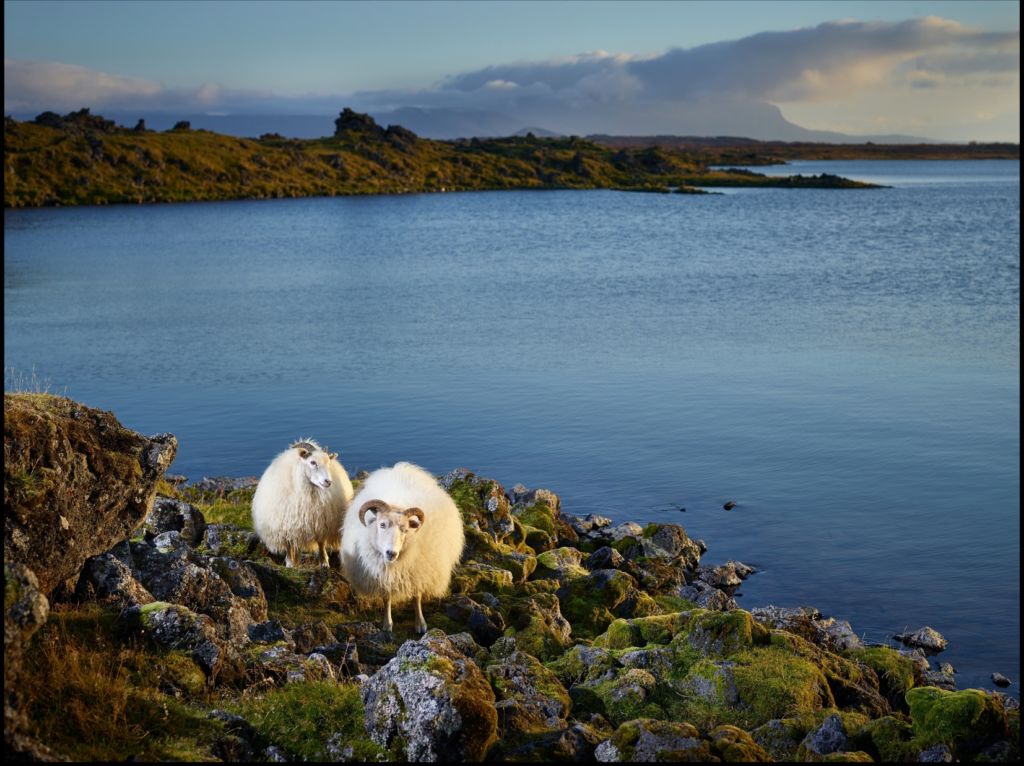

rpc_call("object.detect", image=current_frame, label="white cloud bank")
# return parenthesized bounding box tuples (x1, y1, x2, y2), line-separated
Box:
(5, 17, 1018, 138)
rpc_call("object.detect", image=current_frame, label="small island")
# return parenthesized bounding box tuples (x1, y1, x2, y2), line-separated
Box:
(3, 108, 884, 208)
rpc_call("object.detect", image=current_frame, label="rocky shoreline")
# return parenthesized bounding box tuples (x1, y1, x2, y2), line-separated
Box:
(4, 392, 1019, 762)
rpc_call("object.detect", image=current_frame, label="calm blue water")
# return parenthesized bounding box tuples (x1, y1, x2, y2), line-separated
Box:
(5, 160, 1019, 695)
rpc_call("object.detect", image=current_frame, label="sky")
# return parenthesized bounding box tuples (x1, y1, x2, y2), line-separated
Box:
(4, 0, 1020, 141)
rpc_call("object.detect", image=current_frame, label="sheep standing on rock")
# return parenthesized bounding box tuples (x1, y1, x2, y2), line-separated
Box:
(251, 440, 354, 567)
(341, 462, 465, 633)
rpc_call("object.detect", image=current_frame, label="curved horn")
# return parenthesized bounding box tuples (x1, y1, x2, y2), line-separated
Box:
(359, 499, 391, 526)
(404, 507, 425, 529)
(290, 440, 317, 452)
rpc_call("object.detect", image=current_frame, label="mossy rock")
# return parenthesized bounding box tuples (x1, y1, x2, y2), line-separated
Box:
(514, 502, 556, 537)
(450, 562, 515, 596)
(502, 593, 572, 661)
(905, 687, 1008, 754)
(4, 392, 177, 597)
(532, 548, 587, 582)
(570, 668, 664, 727)
(846, 647, 915, 709)
(821, 752, 874, 762)
(687, 609, 771, 657)
(593, 614, 679, 651)
(556, 569, 651, 639)
(523, 524, 556, 553)
(750, 718, 808, 761)
(545, 644, 618, 686)
(485, 650, 572, 735)
(710, 724, 774, 761)
(850, 716, 914, 762)
(729, 647, 836, 723)
(516, 579, 560, 598)
(600, 719, 715, 761)
(463, 528, 537, 584)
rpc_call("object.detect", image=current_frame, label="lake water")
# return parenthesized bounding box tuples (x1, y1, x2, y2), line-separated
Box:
(5, 159, 1019, 696)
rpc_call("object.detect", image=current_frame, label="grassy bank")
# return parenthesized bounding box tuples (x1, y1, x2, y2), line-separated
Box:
(4, 109, 883, 208)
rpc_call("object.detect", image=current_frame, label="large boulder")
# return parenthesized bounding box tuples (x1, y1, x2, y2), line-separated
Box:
(4, 394, 177, 596)
(4, 563, 50, 732)
(905, 687, 1009, 756)
(595, 719, 716, 762)
(484, 650, 571, 735)
(361, 630, 497, 761)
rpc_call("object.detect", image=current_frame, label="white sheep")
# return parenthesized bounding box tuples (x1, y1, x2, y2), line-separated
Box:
(341, 462, 465, 633)
(251, 439, 354, 568)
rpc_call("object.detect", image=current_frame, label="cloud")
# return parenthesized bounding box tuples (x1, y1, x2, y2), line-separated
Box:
(3, 58, 270, 113)
(4, 16, 1017, 140)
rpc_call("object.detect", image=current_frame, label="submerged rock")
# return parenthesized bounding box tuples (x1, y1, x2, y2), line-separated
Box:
(991, 672, 1011, 688)
(4, 394, 177, 597)
(361, 630, 497, 761)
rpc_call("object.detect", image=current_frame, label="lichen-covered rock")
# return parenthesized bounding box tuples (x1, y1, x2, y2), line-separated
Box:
(143, 495, 207, 545)
(76, 552, 154, 605)
(202, 524, 261, 559)
(797, 713, 850, 760)
(727, 559, 758, 579)
(922, 669, 957, 692)
(257, 645, 335, 684)
(361, 630, 497, 761)
(815, 618, 864, 652)
(676, 579, 739, 612)
(123, 601, 245, 683)
(291, 620, 335, 654)
(4, 563, 50, 732)
(894, 626, 947, 653)
(248, 619, 294, 648)
(601, 522, 644, 542)
(681, 660, 741, 708)
(596, 719, 715, 762)
(546, 645, 618, 686)
(751, 719, 806, 760)
(619, 647, 675, 681)
(918, 743, 953, 762)
(851, 716, 913, 762)
(906, 687, 1008, 755)
(485, 649, 571, 735)
(4, 394, 177, 597)
(209, 557, 268, 622)
(711, 724, 773, 761)
(698, 563, 742, 589)
(446, 595, 506, 647)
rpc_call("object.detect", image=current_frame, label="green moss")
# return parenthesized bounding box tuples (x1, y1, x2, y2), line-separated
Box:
(515, 503, 556, 536)
(654, 595, 698, 613)
(905, 687, 1008, 753)
(730, 647, 834, 722)
(642, 523, 659, 539)
(851, 715, 914, 762)
(822, 752, 874, 762)
(226, 680, 386, 761)
(847, 647, 914, 706)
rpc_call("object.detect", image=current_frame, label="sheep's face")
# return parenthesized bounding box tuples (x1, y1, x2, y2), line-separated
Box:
(297, 449, 334, 489)
(359, 501, 424, 564)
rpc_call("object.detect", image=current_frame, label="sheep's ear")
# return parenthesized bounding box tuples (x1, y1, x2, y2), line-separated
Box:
(298, 449, 311, 459)
(329, 453, 338, 461)
(359, 499, 391, 526)
(405, 508, 425, 530)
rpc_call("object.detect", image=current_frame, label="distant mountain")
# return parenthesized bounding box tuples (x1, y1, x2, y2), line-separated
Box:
(512, 127, 566, 138)
(6, 100, 964, 144)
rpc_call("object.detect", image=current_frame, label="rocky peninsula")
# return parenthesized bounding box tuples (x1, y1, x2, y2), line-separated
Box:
(5, 391, 1018, 762)
(4, 109, 883, 208)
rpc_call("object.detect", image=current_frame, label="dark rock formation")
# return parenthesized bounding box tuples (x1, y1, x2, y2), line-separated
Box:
(171, 121, 191, 131)
(143, 496, 207, 545)
(895, 626, 948, 653)
(334, 109, 385, 139)
(4, 394, 177, 596)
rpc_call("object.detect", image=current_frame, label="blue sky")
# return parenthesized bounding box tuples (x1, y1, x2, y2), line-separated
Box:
(4, 0, 1020, 140)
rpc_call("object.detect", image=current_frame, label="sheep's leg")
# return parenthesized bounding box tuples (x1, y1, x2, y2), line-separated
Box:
(284, 544, 294, 568)
(317, 541, 329, 568)
(414, 594, 427, 634)
(382, 598, 393, 633)
(285, 542, 300, 568)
